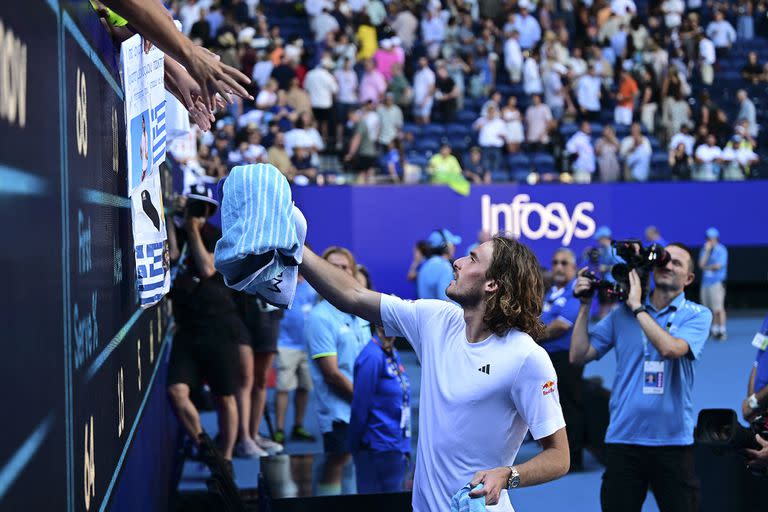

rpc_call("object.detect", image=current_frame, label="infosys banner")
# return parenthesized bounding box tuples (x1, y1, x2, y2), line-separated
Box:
(292, 181, 768, 299)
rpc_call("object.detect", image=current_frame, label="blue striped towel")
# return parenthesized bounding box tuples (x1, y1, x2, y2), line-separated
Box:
(214, 164, 306, 308)
(450, 484, 487, 512)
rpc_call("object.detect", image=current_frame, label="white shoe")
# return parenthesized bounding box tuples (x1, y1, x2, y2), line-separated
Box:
(235, 438, 268, 458)
(255, 435, 284, 455)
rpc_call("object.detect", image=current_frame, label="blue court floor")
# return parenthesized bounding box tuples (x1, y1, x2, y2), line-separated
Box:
(178, 313, 764, 511)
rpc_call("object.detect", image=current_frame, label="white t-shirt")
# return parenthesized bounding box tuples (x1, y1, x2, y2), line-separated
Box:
(475, 117, 507, 147)
(669, 133, 695, 155)
(380, 295, 565, 512)
(610, 0, 636, 16)
(566, 131, 596, 173)
(413, 67, 436, 103)
(334, 69, 359, 104)
(576, 75, 601, 112)
(706, 20, 737, 48)
(695, 144, 722, 163)
(303, 68, 338, 108)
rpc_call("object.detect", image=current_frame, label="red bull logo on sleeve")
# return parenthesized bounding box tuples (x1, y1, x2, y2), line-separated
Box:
(542, 380, 556, 396)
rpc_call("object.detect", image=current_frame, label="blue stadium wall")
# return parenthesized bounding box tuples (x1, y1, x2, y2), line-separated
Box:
(0, 1, 178, 511)
(293, 181, 768, 301)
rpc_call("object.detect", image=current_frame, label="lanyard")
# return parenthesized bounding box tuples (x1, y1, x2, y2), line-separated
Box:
(642, 300, 684, 361)
(374, 336, 410, 406)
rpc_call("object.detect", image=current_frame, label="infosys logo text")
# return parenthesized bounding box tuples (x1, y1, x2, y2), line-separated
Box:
(480, 194, 596, 245)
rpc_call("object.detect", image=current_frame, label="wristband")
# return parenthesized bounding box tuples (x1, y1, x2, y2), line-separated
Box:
(631, 306, 647, 317)
(748, 394, 760, 410)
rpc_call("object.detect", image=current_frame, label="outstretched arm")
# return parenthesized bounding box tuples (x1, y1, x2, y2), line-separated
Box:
(300, 246, 382, 325)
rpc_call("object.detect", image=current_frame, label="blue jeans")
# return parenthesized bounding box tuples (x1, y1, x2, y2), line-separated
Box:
(353, 450, 409, 494)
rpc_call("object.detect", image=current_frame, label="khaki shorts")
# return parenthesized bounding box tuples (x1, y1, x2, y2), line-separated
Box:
(276, 348, 312, 392)
(701, 282, 725, 312)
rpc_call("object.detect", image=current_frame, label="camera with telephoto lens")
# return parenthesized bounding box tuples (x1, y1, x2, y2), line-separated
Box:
(695, 409, 768, 475)
(573, 240, 671, 302)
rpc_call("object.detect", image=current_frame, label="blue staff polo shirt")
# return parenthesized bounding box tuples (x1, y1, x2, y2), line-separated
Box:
(305, 300, 371, 433)
(701, 242, 728, 287)
(754, 315, 768, 393)
(277, 280, 318, 351)
(540, 279, 581, 354)
(589, 292, 712, 445)
(417, 255, 454, 301)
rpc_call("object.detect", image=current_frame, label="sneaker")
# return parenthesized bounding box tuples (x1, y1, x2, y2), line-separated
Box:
(255, 435, 284, 455)
(273, 430, 286, 444)
(235, 438, 268, 458)
(291, 426, 317, 442)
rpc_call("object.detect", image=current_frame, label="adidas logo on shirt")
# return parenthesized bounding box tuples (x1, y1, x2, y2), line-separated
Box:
(478, 364, 491, 375)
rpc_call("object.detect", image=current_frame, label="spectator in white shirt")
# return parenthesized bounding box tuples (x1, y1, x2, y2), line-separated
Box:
(694, 134, 723, 181)
(473, 105, 507, 174)
(377, 93, 404, 146)
(523, 50, 544, 95)
(610, 0, 637, 20)
(706, 10, 737, 57)
(525, 94, 553, 148)
(565, 121, 596, 183)
(304, 0, 334, 17)
(668, 124, 695, 156)
(543, 62, 568, 120)
(619, 122, 652, 181)
(504, 30, 524, 83)
(303, 58, 339, 141)
(179, 0, 203, 35)
(513, 6, 542, 50)
(252, 51, 274, 89)
(661, 0, 685, 29)
(255, 78, 279, 110)
(421, 10, 446, 60)
(413, 57, 436, 124)
(334, 58, 359, 150)
(576, 66, 602, 122)
(698, 34, 716, 85)
(311, 8, 340, 42)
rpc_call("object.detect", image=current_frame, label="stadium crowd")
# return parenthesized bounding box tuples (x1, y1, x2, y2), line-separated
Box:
(165, 0, 768, 185)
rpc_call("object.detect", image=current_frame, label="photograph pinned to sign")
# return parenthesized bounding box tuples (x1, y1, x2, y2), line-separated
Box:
(131, 171, 170, 308)
(120, 34, 166, 197)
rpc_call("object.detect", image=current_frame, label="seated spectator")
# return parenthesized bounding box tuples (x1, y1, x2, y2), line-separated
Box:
(428, 144, 463, 182)
(669, 142, 693, 180)
(285, 77, 312, 118)
(412, 57, 436, 125)
(595, 125, 621, 182)
(270, 91, 298, 132)
(706, 10, 736, 58)
(525, 94, 553, 149)
(722, 132, 759, 180)
(255, 78, 278, 110)
(292, 147, 322, 185)
(619, 122, 652, 182)
(614, 69, 639, 126)
(377, 93, 404, 147)
(384, 138, 404, 183)
(359, 58, 387, 105)
(741, 51, 766, 83)
(464, 146, 490, 184)
(502, 96, 525, 154)
(473, 105, 507, 174)
(434, 62, 459, 122)
(304, 57, 338, 141)
(565, 121, 596, 183)
(694, 133, 723, 181)
(267, 131, 295, 180)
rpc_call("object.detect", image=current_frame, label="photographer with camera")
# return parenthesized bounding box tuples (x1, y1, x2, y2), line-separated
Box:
(742, 315, 768, 470)
(580, 226, 622, 319)
(570, 242, 712, 512)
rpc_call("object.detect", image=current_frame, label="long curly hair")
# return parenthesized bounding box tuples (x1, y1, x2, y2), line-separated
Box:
(483, 235, 545, 340)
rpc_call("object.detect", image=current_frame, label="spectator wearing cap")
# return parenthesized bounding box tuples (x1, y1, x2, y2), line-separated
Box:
(699, 228, 728, 340)
(614, 69, 639, 126)
(377, 93, 403, 147)
(416, 229, 461, 301)
(304, 57, 339, 143)
(619, 122, 652, 182)
(373, 39, 404, 82)
(565, 121, 596, 184)
(359, 59, 387, 105)
(413, 57, 436, 125)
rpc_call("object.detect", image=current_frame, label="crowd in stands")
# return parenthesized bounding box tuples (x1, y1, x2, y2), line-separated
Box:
(167, 0, 768, 185)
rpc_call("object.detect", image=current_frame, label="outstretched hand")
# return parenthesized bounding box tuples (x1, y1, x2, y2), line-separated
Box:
(183, 45, 252, 111)
(165, 58, 229, 131)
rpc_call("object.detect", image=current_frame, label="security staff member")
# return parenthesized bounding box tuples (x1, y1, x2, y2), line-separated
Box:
(742, 314, 768, 470)
(570, 243, 712, 512)
(539, 248, 583, 470)
(416, 229, 461, 301)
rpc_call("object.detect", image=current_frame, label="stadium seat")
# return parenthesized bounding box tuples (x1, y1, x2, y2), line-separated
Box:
(456, 110, 477, 124)
(423, 124, 445, 137)
(414, 137, 441, 153)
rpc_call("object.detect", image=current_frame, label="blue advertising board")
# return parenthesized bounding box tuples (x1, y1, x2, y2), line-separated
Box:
(293, 181, 768, 299)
